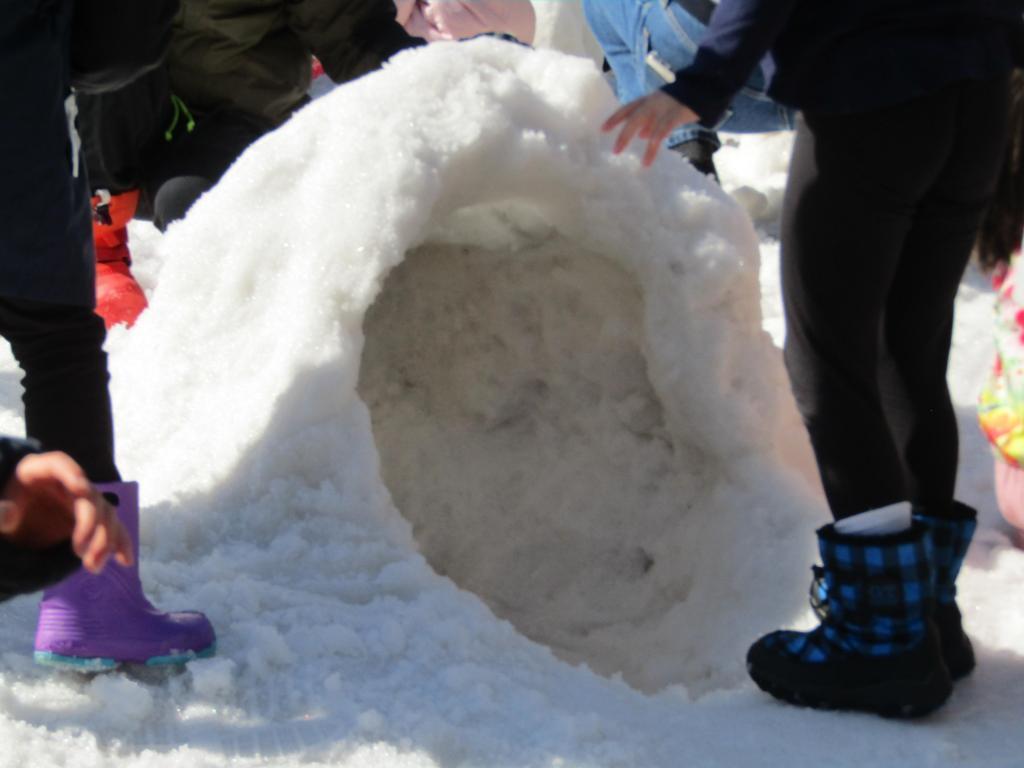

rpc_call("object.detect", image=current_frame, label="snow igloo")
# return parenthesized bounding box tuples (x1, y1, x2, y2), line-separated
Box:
(109, 39, 821, 697)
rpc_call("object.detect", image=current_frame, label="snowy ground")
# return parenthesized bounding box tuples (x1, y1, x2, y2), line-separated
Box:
(0, 15, 1022, 768)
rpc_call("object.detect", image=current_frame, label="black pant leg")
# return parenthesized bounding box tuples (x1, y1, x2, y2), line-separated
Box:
(146, 109, 271, 231)
(151, 176, 212, 230)
(79, 64, 173, 195)
(782, 114, 910, 517)
(879, 76, 1011, 515)
(780, 83, 1002, 519)
(0, 298, 119, 483)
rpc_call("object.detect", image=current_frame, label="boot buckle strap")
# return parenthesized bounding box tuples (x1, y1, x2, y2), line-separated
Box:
(92, 189, 113, 226)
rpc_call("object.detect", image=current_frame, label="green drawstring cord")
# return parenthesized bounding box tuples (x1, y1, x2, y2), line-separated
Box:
(164, 94, 197, 142)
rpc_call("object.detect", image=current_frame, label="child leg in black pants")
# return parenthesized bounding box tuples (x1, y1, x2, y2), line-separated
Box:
(745, 75, 1011, 715)
(0, 299, 118, 483)
(1, 0, 215, 670)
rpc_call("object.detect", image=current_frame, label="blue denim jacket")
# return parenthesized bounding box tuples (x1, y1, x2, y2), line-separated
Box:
(662, 0, 1024, 124)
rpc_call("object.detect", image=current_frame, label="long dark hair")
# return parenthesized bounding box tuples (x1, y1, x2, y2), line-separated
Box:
(976, 71, 1024, 272)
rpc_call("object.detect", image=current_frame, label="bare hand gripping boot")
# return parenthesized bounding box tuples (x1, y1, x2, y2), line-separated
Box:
(34, 481, 216, 670)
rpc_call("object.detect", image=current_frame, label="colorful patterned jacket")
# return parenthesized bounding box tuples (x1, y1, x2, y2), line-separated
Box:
(979, 249, 1024, 467)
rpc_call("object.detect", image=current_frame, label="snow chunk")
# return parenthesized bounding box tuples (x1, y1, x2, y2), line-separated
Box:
(101, 37, 820, 697)
(88, 675, 154, 725)
(190, 657, 237, 699)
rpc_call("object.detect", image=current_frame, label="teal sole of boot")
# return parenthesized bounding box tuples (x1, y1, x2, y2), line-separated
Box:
(145, 642, 217, 666)
(33, 652, 118, 671)
(34, 642, 217, 671)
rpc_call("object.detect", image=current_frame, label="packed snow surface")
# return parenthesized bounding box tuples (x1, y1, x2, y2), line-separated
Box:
(0, 29, 1022, 768)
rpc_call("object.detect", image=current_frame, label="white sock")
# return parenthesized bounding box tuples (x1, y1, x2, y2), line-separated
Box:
(834, 502, 912, 536)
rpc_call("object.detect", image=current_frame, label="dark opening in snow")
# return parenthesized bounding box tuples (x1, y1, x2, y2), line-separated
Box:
(358, 237, 722, 692)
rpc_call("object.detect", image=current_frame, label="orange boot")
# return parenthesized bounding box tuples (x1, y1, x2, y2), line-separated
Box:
(92, 189, 148, 329)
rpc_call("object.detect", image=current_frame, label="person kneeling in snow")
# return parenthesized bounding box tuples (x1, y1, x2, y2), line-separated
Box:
(1, 0, 216, 670)
(583, 0, 795, 180)
(0, 439, 132, 602)
(80, 0, 426, 329)
(604, 0, 1022, 718)
(394, 0, 536, 45)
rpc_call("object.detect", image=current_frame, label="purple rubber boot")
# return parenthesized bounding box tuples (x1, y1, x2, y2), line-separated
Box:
(34, 481, 216, 670)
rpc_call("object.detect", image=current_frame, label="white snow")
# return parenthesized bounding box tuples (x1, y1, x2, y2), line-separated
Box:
(0, 13, 1021, 768)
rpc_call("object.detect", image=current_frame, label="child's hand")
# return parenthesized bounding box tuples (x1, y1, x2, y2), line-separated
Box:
(0, 452, 133, 574)
(602, 91, 699, 168)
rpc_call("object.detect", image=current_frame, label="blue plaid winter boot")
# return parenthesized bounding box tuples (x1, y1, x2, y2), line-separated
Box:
(746, 522, 952, 717)
(913, 501, 977, 680)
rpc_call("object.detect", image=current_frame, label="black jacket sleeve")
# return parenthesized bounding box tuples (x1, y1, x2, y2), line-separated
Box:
(286, 0, 426, 85)
(660, 0, 798, 126)
(0, 438, 81, 603)
(70, 0, 180, 94)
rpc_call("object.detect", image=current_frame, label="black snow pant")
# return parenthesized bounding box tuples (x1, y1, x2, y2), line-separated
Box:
(0, 299, 119, 483)
(79, 65, 271, 231)
(141, 107, 269, 230)
(781, 75, 1011, 521)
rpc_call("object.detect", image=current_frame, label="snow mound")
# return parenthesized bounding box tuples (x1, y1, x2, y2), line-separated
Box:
(111, 37, 818, 693)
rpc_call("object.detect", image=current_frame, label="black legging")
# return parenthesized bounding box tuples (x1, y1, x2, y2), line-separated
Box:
(0, 298, 119, 483)
(781, 75, 1010, 520)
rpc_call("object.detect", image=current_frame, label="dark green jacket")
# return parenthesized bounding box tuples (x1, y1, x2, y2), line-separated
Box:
(169, 0, 423, 126)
